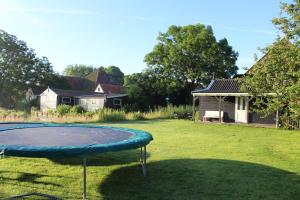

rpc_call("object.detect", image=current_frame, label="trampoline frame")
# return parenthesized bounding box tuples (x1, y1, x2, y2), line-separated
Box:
(0, 123, 152, 200)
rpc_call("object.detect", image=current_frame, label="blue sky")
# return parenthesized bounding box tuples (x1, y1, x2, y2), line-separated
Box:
(0, 0, 284, 74)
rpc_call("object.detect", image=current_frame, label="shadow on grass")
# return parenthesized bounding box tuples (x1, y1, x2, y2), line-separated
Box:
(0, 171, 63, 187)
(99, 159, 300, 200)
(49, 149, 150, 166)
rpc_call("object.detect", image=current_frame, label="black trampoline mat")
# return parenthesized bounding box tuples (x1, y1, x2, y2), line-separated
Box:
(0, 127, 134, 147)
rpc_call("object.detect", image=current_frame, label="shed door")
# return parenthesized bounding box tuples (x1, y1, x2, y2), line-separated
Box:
(235, 97, 248, 123)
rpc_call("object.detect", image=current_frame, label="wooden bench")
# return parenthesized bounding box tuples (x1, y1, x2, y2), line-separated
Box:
(203, 111, 224, 122)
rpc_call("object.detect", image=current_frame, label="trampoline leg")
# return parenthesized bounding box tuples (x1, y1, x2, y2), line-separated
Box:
(0, 150, 4, 159)
(140, 146, 147, 177)
(83, 158, 87, 200)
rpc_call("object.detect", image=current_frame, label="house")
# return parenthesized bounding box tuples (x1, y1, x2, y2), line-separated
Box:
(26, 86, 46, 101)
(191, 57, 277, 126)
(192, 79, 276, 125)
(39, 68, 127, 111)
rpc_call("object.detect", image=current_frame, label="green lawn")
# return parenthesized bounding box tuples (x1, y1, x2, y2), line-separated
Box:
(1, 120, 300, 199)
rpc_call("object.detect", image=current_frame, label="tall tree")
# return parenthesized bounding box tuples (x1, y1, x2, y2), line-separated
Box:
(144, 24, 238, 97)
(0, 30, 57, 107)
(272, 0, 300, 41)
(63, 64, 96, 77)
(242, 0, 300, 120)
(124, 70, 171, 111)
(104, 66, 124, 85)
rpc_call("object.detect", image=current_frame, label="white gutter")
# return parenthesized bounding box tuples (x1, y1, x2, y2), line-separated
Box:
(106, 94, 128, 98)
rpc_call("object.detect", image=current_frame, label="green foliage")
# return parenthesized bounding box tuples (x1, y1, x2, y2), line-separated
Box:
(56, 104, 72, 116)
(242, 0, 300, 122)
(97, 109, 126, 122)
(63, 64, 96, 77)
(144, 23, 238, 93)
(0, 30, 57, 108)
(125, 24, 238, 109)
(242, 39, 300, 119)
(70, 105, 85, 114)
(14, 100, 31, 112)
(150, 105, 193, 119)
(104, 66, 125, 85)
(0, 107, 27, 118)
(272, 0, 300, 41)
(124, 72, 167, 111)
(126, 112, 146, 120)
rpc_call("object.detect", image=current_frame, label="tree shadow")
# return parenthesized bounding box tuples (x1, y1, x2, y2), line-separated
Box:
(49, 149, 150, 166)
(0, 170, 80, 199)
(0, 171, 64, 187)
(99, 159, 300, 200)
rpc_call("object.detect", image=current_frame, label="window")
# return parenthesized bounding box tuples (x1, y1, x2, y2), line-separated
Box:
(80, 99, 86, 105)
(242, 98, 246, 110)
(62, 97, 71, 103)
(113, 99, 122, 106)
(237, 97, 246, 110)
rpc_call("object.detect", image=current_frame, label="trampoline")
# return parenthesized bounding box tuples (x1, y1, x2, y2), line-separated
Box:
(0, 122, 153, 199)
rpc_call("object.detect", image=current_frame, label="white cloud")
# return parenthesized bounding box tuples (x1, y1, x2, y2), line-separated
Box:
(29, 15, 47, 29)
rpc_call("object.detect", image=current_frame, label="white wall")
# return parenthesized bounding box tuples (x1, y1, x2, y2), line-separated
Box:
(40, 89, 58, 111)
(79, 97, 105, 111)
(94, 84, 104, 93)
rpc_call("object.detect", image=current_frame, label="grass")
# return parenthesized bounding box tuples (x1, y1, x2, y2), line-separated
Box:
(0, 120, 300, 199)
(0, 105, 193, 123)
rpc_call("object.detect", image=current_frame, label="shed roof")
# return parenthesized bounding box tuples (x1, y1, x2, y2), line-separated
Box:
(192, 79, 243, 94)
(51, 88, 98, 97)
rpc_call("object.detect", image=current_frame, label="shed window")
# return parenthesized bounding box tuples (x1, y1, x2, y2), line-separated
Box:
(62, 97, 71, 103)
(113, 99, 122, 106)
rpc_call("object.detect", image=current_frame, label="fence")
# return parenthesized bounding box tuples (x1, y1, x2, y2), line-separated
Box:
(283, 117, 300, 130)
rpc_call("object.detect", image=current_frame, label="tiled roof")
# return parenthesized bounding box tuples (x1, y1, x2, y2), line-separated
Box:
(50, 88, 127, 98)
(31, 86, 47, 95)
(101, 84, 124, 94)
(192, 79, 243, 93)
(85, 68, 109, 85)
(51, 88, 98, 97)
(65, 76, 95, 91)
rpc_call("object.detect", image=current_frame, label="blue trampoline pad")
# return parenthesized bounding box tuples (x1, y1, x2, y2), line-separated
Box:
(0, 122, 44, 130)
(0, 124, 153, 158)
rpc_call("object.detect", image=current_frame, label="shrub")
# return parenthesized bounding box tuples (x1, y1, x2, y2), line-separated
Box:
(126, 112, 145, 120)
(97, 109, 126, 122)
(0, 107, 27, 119)
(15, 100, 31, 112)
(70, 105, 85, 114)
(56, 104, 72, 116)
(145, 105, 193, 119)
